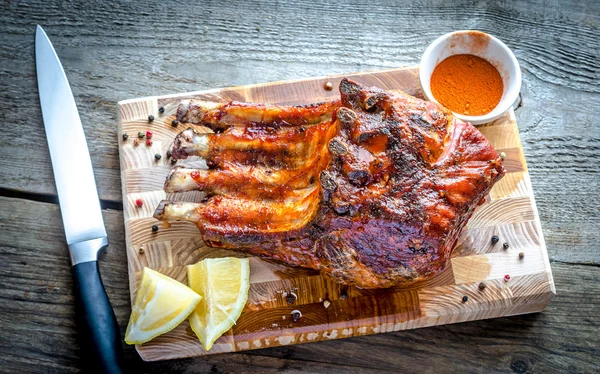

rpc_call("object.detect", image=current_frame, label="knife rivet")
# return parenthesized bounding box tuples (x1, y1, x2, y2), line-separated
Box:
(148, 114, 155, 122)
(158, 106, 165, 114)
(152, 224, 159, 232)
(155, 153, 162, 161)
(122, 133, 129, 141)
(172, 120, 179, 127)
(139, 247, 145, 254)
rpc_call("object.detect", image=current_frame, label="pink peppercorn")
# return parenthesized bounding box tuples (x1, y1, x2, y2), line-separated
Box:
(504, 274, 511, 282)
(146, 130, 153, 139)
(135, 199, 143, 207)
(146, 139, 153, 146)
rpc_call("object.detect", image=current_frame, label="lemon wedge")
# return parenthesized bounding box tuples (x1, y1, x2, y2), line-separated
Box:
(187, 257, 250, 351)
(125, 267, 201, 345)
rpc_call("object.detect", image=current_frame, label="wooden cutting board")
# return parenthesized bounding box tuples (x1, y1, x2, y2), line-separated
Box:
(117, 66, 555, 361)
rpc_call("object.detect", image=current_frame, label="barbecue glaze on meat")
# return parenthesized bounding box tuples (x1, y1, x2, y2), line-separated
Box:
(154, 79, 505, 288)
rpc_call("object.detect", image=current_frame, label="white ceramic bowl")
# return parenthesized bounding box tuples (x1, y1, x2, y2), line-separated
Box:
(419, 30, 521, 125)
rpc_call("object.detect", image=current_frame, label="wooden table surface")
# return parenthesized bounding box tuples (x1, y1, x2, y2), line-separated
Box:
(1, 1, 598, 373)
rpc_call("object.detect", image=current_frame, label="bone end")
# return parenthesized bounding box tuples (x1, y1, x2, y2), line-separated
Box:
(154, 200, 203, 223)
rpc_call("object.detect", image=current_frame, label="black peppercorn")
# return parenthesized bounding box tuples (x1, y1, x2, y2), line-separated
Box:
(491, 235, 499, 244)
(519, 252, 525, 259)
(291, 311, 301, 322)
(462, 295, 468, 303)
(172, 119, 179, 126)
(503, 242, 509, 250)
(158, 106, 165, 114)
(478, 282, 487, 290)
(171, 158, 177, 164)
(122, 133, 129, 140)
(166, 150, 172, 158)
(155, 153, 162, 160)
(148, 114, 154, 122)
(151, 225, 158, 232)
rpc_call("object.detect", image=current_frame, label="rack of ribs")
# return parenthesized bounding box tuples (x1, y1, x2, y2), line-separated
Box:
(154, 78, 505, 289)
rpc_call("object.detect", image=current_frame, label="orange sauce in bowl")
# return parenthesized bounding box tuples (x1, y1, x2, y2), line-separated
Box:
(430, 54, 503, 116)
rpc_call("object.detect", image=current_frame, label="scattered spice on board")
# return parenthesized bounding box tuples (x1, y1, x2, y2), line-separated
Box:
(462, 295, 468, 303)
(478, 282, 487, 290)
(491, 235, 499, 244)
(430, 54, 503, 116)
(519, 252, 525, 260)
(148, 114, 154, 122)
(503, 242, 509, 250)
(135, 199, 143, 207)
(146, 139, 153, 146)
(146, 130, 153, 139)
(138, 131, 145, 138)
(158, 106, 165, 114)
(504, 274, 511, 282)
(122, 133, 129, 141)
(151, 225, 159, 232)
(133, 138, 140, 147)
(154, 154, 161, 160)
(172, 119, 179, 127)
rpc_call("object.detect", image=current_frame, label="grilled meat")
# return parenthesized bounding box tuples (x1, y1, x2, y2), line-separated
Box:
(154, 78, 505, 288)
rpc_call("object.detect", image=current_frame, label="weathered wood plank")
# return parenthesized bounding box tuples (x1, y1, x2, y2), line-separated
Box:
(0, 197, 597, 373)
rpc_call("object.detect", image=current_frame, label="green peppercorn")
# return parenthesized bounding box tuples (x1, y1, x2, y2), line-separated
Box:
(138, 131, 145, 138)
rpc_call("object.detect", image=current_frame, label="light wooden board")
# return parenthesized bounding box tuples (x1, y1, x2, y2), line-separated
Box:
(117, 66, 555, 361)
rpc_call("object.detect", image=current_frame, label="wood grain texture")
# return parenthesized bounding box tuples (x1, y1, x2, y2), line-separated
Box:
(0, 197, 598, 373)
(116, 67, 555, 361)
(1, 0, 599, 372)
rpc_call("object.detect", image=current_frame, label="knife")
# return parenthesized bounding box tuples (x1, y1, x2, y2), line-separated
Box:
(35, 26, 124, 373)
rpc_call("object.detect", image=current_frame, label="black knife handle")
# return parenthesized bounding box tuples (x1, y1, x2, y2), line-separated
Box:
(73, 260, 125, 374)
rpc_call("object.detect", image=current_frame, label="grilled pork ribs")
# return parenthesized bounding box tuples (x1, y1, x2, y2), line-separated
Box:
(154, 79, 505, 288)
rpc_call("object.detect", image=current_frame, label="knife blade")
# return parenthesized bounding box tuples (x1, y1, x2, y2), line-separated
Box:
(35, 25, 124, 373)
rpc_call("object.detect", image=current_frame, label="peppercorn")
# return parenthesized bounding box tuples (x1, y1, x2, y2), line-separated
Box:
(146, 139, 153, 146)
(151, 224, 159, 232)
(504, 274, 511, 282)
(172, 119, 179, 127)
(491, 235, 499, 244)
(158, 106, 165, 114)
(146, 130, 153, 139)
(155, 153, 162, 160)
(138, 131, 145, 138)
(519, 252, 525, 260)
(324, 81, 333, 91)
(291, 310, 301, 322)
(148, 114, 154, 122)
(166, 150, 172, 158)
(133, 138, 140, 147)
(171, 158, 177, 164)
(503, 242, 509, 250)
(135, 199, 143, 207)
(462, 295, 468, 303)
(139, 247, 144, 254)
(478, 282, 487, 290)
(499, 151, 506, 160)
(285, 292, 297, 304)
(122, 133, 129, 141)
